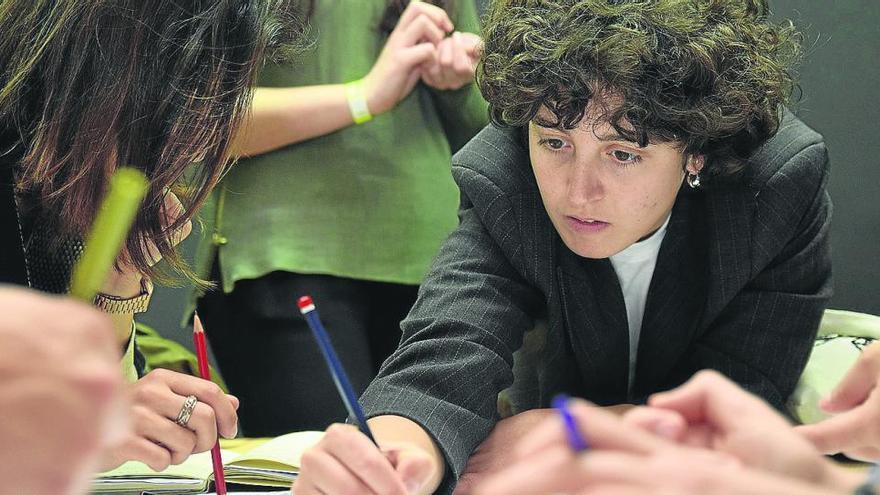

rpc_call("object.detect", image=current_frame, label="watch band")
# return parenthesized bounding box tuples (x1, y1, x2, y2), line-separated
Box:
(93, 278, 153, 314)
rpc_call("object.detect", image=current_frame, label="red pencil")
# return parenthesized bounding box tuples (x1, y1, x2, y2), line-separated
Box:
(193, 313, 228, 495)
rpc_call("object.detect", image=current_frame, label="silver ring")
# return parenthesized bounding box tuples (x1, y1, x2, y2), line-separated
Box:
(175, 395, 198, 427)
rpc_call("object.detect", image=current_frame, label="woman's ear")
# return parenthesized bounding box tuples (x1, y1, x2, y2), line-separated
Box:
(686, 155, 705, 175)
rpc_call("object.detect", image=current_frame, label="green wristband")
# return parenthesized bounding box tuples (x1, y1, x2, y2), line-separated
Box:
(345, 79, 373, 124)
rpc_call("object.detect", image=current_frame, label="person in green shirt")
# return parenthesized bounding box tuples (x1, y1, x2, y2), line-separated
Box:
(196, 0, 488, 436)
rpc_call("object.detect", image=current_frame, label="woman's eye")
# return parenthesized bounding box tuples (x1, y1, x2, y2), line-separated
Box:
(611, 149, 641, 163)
(540, 138, 567, 151)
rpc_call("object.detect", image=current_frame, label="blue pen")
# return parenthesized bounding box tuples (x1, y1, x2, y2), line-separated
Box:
(297, 295, 377, 444)
(551, 394, 589, 452)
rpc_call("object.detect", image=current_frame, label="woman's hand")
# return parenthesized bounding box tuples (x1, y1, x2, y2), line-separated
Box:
(99, 369, 238, 471)
(621, 371, 846, 489)
(421, 31, 481, 91)
(363, 1, 453, 115)
(476, 443, 844, 495)
(797, 341, 880, 460)
(295, 423, 438, 495)
(473, 394, 856, 495)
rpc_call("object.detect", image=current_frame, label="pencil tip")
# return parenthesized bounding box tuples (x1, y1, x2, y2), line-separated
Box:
(193, 312, 204, 333)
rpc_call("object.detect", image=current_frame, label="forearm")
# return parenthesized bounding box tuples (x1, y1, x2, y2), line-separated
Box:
(234, 85, 358, 157)
(367, 414, 446, 495)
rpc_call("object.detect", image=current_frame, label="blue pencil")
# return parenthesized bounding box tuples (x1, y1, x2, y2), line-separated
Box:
(297, 295, 376, 444)
(552, 394, 590, 452)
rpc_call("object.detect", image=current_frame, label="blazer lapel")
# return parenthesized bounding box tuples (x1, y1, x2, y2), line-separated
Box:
(633, 188, 709, 398)
(556, 242, 630, 404)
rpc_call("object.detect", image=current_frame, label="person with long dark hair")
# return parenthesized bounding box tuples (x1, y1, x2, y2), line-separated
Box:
(0, 0, 297, 472)
(195, 0, 487, 436)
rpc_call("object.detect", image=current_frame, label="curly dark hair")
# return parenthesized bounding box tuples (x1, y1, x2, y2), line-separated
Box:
(478, 0, 803, 177)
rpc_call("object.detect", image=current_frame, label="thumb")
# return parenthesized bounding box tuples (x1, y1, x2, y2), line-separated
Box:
(795, 409, 867, 454)
(822, 354, 878, 412)
(398, 42, 437, 71)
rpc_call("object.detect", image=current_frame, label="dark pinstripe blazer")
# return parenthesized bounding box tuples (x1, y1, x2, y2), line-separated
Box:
(361, 111, 832, 492)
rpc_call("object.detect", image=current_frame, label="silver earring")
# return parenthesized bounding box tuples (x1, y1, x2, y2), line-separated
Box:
(686, 172, 701, 189)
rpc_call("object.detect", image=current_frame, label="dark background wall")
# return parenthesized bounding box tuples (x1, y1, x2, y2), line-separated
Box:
(769, 0, 880, 315)
(142, 0, 880, 352)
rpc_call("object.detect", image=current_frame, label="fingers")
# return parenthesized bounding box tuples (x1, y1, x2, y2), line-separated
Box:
(420, 32, 478, 90)
(822, 344, 880, 412)
(397, 0, 453, 34)
(398, 14, 447, 48)
(575, 450, 737, 493)
(186, 402, 222, 452)
(452, 32, 475, 74)
(647, 370, 788, 432)
(105, 436, 174, 472)
(514, 400, 667, 461)
(297, 424, 415, 495)
(159, 370, 238, 439)
(140, 380, 221, 452)
(321, 424, 410, 495)
(298, 448, 377, 495)
(399, 42, 439, 71)
(389, 444, 436, 494)
(578, 484, 656, 495)
(131, 405, 197, 465)
(440, 34, 455, 67)
(621, 406, 686, 442)
(795, 406, 877, 456)
(458, 32, 483, 57)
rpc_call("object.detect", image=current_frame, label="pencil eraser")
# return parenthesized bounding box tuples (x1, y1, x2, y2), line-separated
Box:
(297, 295, 315, 313)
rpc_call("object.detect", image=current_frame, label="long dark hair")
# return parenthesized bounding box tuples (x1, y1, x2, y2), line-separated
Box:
(0, 1, 300, 283)
(302, 0, 455, 34)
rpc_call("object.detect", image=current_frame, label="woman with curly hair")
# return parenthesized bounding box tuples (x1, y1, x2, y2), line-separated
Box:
(294, 1, 831, 494)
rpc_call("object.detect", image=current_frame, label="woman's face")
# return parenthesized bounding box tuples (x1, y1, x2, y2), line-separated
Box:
(528, 106, 702, 259)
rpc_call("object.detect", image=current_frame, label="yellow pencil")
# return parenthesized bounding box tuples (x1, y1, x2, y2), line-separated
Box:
(68, 168, 149, 302)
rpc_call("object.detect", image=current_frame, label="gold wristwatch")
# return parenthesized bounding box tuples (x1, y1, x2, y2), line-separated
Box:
(93, 278, 154, 314)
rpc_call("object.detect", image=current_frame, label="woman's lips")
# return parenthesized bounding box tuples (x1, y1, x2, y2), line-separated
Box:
(565, 216, 610, 233)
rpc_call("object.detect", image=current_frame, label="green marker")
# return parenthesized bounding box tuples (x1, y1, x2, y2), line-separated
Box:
(68, 168, 149, 302)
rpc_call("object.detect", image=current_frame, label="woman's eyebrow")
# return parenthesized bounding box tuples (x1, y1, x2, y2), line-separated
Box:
(593, 131, 633, 142)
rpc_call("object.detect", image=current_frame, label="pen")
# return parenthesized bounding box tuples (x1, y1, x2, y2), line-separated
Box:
(68, 167, 148, 302)
(551, 394, 589, 452)
(193, 313, 228, 495)
(297, 295, 376, 444)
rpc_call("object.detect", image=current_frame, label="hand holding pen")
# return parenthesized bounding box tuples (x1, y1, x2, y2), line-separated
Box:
(293, 295, 438, 495)
(473, 398, 683, 495)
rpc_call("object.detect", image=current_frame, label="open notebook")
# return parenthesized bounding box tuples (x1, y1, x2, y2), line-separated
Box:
(91, 431, 323, 493)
